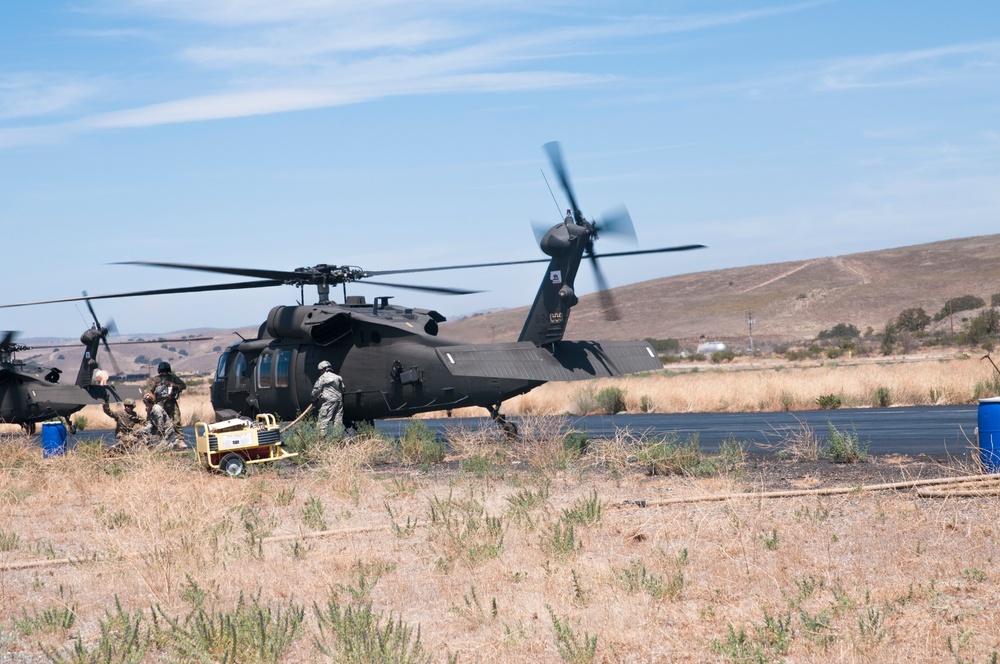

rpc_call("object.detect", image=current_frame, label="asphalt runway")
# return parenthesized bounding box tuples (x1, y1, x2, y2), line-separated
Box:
(55, 404, 978, 458)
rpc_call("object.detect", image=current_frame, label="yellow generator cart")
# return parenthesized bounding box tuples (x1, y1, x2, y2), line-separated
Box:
(194, 413, 297, 476)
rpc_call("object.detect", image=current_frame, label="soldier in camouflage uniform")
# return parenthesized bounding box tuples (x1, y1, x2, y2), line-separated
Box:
(141, 392, 178, 449)
(145, 361, 186, 437)
(103, 397, 143, 451)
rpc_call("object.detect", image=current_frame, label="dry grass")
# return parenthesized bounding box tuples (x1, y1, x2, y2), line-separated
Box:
(439, 353, 996, 418)
(1, 428, 998, 662)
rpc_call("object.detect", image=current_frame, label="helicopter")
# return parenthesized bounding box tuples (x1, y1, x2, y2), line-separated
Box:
(0, 297, 212, 434)
(0, 299, 121, 433)
(1, 142, 705, 436)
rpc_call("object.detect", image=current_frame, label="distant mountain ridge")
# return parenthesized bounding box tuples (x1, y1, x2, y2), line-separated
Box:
(20, 234, 1000, 374)
(438, 234, 1000, 348)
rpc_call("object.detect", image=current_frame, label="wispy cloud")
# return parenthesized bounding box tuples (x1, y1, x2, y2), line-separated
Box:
(0, 74, 100, 121)
(0, 1, 826, 145)
(816, 41, 1000, 91)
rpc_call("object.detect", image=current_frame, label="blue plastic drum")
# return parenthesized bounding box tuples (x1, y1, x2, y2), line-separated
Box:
(41, 421, 67, 458)
(977, 398, 1000, 473)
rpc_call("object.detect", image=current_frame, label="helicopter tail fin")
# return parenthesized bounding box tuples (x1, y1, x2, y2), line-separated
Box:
(517, 256, 578, 346)
(74, 327, 103, 388)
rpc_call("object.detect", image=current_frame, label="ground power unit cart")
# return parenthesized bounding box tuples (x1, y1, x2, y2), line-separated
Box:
(194, 413, 297, 476)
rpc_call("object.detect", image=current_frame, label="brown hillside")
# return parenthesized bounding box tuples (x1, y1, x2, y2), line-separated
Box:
(20, 234, 1000, 375)
(438, 233, 1000, 348)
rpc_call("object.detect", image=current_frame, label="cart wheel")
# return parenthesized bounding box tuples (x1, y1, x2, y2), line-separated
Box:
(220, 453, 246, 477)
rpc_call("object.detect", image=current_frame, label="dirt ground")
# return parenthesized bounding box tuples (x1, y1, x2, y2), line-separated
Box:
(738, 453, 970, 492)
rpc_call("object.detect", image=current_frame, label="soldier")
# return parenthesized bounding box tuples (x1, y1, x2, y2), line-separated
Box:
(311, 360, 345, 437)
(103, 397, 143, 451)
(145, 361, 186, 436)
(141, 392, 179, 449)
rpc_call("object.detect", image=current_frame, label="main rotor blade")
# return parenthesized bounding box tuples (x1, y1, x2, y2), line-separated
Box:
(116, 261, 307, 283)
(29, 336, 213, 349)
(544, 141, 582, 223)
(372, 243, 706, 278)
(368, 257, 551, 277)
(0, 280, 285, 309)
(360, 280, 482, 295)
(589, 254, 621, 321)
(591, 244, 706, 259)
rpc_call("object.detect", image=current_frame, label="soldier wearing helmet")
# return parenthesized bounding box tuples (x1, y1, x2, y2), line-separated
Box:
(102, 396, 143, 450)
(145, 361, 187, 438)
(141, 392, 178, 449)
(311, 360, 345, 437)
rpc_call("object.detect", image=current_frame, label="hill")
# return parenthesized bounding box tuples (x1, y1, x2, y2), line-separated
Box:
(17, 233, 1000, 377)
(438, 233, 1000, 349)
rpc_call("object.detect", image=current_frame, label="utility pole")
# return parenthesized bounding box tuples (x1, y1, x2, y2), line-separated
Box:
(746, 308, 755, 355)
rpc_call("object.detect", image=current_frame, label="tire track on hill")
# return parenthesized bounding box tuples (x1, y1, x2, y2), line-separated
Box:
(737, 260, 819, 294)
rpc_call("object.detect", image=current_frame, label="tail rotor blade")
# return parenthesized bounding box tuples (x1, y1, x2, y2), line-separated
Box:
(530, 220, 550, 245)
(544, 141, 582, 223)
(595, 205, 637, 244)
(82, 291, 101, 329)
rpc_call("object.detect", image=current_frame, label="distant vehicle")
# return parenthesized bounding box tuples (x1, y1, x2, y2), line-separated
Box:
(697, 341, 727, 354)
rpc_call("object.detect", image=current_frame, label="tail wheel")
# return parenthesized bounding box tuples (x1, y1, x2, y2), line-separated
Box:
(220, 453, 246, 477)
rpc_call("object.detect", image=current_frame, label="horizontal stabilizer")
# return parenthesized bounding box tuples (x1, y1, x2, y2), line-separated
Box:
(436, 340, 662, 382)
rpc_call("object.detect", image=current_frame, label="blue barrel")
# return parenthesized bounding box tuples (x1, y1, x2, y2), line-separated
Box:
(41, 421, 67, 458)
(977, 398, 1000, 473)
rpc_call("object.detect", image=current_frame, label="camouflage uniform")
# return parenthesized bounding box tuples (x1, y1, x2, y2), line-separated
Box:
(311, 361, 345, 436)
(145, 366, 186, 435)
(103, 399, 143, 451)
(141, 397, 176, 448)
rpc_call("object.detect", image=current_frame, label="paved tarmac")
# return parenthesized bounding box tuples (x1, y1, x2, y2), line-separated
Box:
(39, 404, 979, 459)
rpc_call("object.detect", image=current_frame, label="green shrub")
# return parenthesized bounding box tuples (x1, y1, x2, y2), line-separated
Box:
(593, 387, 626, 414)
(825, 422, 868, 463)
(400, 420, 445, 466)
(896, 307, 931, 332)
(711, 350, 736, 363)
(934, 295, 986, 321)
(965, 309, 1000, 345)
(816, 394, 842, 410)
(873, 387, 892, 408)
(154, 590, 305, 663)
(817, 323, 860, 340)
(635, 434, 703, 476)
(314, 599, 430, 664)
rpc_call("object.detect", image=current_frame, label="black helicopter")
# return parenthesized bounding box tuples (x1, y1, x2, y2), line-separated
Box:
(1, 297, 212, 434)
(2, 143, 704, 435)
(0, 301, 121, 433)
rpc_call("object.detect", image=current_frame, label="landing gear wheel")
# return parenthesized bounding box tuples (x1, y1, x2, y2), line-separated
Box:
(20, 421, 36, 435)
(220, 453, 246, 477)
(488, 403, 518, 441)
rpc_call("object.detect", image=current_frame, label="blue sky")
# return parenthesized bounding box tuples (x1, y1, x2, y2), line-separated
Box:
(2, 0, 998, 339)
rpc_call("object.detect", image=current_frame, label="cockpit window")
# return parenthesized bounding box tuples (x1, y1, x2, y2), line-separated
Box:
(215, 354, 229, 382)
(257, 352, 273, 389)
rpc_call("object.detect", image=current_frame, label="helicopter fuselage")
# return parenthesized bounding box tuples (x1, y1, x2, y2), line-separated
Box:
(0, 359, 110, 429)
(210, 300, 541, 424)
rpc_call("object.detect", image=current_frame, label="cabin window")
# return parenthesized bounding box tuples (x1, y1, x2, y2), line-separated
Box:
(257, 352, 273, 389)
(214, 354, 229, 382)
(275, 350, 291, 388)
(235, 353, 247, 379)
